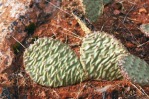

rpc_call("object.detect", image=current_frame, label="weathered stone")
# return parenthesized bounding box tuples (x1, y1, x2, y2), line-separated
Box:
(0, 0, 61, 86)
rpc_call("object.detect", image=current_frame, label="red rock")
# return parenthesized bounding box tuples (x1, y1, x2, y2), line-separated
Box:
(0, 0, 61, 87)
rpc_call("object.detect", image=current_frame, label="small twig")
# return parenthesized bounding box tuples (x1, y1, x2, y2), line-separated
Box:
(126, 1, 137, 5)
(11, 35, 26, 49)
(69, 42, 81, 47)
(119, 19, 140, 45)
(53, 24, 82, 40)
(63, 28, 82, 40)
(122, 5, 135, 23)
(45, 0, 71, 15)
(100, 22, 106, 31)
(52, 89, 60, 99)
(76, 83, 87, 99)
(130, 82, 149, 98)
(95, 85, 113, 93)
(137, 40, 149, 47)
(65, 35, 68, 44)
(51, 28, 57, 37)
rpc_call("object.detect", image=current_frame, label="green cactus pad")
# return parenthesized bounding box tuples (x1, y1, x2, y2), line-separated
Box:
(140, 23, 149, 36)
(103, 0, 112, 4)
(80, 32, 128, 81)
(23, 37, 87, 87)
(81, 0, 112, 22)
(118, 54, 149, 86)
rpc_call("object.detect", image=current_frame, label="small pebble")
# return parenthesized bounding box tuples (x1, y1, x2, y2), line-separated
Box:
(114, 9, 120, 15)
(139, 8, 147, 13)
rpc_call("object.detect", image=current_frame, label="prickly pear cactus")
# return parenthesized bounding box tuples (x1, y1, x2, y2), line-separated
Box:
(81, 0, 112, 22)
(80, 32, 129, 81)
(140, 23, 149, 36)
(23, 37, 87, 87)
(118, 54, 149, 86)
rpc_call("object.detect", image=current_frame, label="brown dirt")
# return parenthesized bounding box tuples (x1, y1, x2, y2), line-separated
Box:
(1, 0, 149, 99)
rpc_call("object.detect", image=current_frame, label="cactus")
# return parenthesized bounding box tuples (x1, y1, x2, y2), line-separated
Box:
(80, 32, 129, 81)
(81, 0, 112, 22)
(23, 11, 149, 87)
(73, 13, 149, 86)
(118, 54, 149, 86)
(140, 23, 149, 36)
(23, 37, 87, 87)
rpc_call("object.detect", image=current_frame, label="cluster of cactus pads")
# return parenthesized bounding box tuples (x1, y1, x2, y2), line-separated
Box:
(23, 32, 149, 87)
(23, 1, 149, 87)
